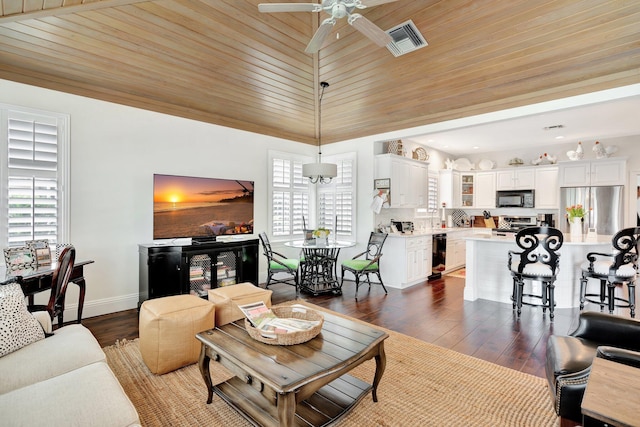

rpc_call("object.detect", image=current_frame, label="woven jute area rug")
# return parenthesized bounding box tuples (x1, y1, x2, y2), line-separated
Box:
(104, 302, 558, 426)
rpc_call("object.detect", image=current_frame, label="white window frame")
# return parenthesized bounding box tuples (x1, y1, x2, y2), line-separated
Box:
(0, 104, 70, 248)
(268, 150, 313, 241)
(317, 152, 357, 242)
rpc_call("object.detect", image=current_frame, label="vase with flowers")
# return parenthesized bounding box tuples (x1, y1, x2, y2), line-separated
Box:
(566, 204, 586, 238)
(312, 227, 330, 247)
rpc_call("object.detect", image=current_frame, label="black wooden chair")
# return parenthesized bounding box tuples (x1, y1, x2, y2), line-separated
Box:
(28, 246, 75, 326)
(341, 232, 388, 300)
(580, 227, 639, 318)
(259, 232, 299, 294)
(508, 226, 563, 319)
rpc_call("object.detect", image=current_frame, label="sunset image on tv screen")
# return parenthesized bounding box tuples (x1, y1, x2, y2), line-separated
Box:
(153, 174, 254, 239)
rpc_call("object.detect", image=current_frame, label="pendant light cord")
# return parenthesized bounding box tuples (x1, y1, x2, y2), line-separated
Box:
(318, 81, 329, 161)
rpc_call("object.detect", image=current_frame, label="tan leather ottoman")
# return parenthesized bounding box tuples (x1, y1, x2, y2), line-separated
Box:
(208, 282, 272, 326)
(139, 295, 214, 375)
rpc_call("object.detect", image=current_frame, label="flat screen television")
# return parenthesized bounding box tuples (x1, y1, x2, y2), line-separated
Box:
(153, 174, 254, 241)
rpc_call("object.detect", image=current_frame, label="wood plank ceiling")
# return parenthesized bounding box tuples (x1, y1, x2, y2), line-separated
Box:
(1, 0, 639, 145)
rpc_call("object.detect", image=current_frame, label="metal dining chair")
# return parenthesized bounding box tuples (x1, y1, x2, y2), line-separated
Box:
(341, 232, 388, 300)
(259, 232, 299, 294)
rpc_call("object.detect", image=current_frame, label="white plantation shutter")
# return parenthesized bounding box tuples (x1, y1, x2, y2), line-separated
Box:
(2, 108, 69, 247)
(269, 152, 311, 239)
(428, 171, 439, 212)
(318, 153, 356, 240)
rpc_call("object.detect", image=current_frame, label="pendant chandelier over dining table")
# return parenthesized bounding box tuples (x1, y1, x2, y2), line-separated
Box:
(303, 81, 337, 184)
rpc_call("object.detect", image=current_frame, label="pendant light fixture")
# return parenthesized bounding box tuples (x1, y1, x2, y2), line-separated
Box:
(303, 81, 337, 184)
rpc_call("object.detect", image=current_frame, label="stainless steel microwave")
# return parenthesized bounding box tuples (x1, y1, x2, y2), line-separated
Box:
(496, 190, 535, 208)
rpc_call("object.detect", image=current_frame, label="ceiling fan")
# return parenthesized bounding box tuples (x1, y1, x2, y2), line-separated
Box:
(258, 0, 397, 53)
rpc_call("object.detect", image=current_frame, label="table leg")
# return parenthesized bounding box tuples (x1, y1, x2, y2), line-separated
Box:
(73, 278, 86, 324)
(372, 341, 387, 402)
(277, 391, 296, 427)
(198, 344, 214, 404)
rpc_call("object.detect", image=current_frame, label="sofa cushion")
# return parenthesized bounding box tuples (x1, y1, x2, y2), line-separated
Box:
(0, 361, 140, 427)
(0, 324, 105, 394)
(0, 283, 45, 358)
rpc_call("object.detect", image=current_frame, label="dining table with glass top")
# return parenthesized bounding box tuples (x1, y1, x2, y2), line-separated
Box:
(285, 240, 355, 296)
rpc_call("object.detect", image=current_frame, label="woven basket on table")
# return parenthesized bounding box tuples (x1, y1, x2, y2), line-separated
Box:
(245, 306, 324, 345)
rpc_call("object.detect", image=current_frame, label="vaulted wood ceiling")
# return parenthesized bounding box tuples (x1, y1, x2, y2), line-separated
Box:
(1, 0, 639, 145)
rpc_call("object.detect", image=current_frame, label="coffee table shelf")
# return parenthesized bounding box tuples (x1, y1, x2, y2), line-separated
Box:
(196, 305, 388, 427)
(214, 373, 371, 426)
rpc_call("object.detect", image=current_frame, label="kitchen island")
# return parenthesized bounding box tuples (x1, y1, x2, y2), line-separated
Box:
(464, 233, 612, 309)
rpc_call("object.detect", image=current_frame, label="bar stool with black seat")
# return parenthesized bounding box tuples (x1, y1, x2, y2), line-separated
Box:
(580, 227, 640, 318)
(508, 227, 563, 319)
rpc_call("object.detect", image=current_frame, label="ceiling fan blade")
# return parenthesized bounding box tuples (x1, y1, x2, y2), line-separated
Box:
(258, 3, 320, 13)
(348, 14, 392, 47)
(358, 0, 398, 7)
(305, 18, 335, 54)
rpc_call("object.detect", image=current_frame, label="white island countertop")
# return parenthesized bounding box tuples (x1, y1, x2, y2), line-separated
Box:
(386, 228, 481, 238)
(464, 232, 613, 309)
(465, 233, 613, 245)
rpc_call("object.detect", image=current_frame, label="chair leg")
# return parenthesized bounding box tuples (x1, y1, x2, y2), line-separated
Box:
(579, 274, 587, 310)
(516, 278, 524, 316)
(548, 282, 555, 319)
(542, 281, 548, 314)
(600, 279, 607, 310)
(354, 274, 361, 300)
(607, 282, 616, 314)
(629, 281, 636, 318)
(511, 277, 517, 309)
(376, 271, 388, 294)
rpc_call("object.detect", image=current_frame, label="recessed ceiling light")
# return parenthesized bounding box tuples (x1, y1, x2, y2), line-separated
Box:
(555, 136, 565, 139)
(473, 146, 479, 149)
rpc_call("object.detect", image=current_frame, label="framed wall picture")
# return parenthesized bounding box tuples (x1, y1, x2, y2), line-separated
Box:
(3, 247, 35, 271)
(26, 240, 52, 267)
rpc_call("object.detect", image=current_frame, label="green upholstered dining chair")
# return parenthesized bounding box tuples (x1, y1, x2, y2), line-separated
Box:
(341, 232, 388, 300)
(259, 232, 299, 294)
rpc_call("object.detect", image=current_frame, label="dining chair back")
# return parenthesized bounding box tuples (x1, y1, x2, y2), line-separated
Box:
(28, 245, 75, 326)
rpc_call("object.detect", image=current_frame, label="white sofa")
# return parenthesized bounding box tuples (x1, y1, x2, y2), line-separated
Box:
(0, 319, 140, 426)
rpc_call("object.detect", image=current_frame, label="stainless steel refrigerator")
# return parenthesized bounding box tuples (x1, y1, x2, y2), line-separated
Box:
(559, 186, 624, 235)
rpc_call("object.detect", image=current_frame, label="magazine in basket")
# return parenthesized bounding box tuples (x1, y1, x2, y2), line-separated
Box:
(238, 302, 321, 337)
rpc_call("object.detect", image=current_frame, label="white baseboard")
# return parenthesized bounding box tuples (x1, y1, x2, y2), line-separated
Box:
(57, 293, 139, 324)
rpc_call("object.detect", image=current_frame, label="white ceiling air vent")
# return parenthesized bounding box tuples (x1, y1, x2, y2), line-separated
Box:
(386, 20, 428, 57)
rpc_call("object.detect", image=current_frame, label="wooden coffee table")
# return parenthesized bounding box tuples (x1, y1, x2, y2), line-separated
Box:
(196, 305, 389, 427)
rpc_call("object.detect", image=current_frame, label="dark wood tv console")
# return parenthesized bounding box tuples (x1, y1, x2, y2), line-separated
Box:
(138, 239, 259, 307)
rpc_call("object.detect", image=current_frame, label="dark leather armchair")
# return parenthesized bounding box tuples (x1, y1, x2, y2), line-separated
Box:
(545, 311, 640, 425)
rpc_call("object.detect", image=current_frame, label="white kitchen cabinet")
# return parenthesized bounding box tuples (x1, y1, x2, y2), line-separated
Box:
(439, 169, 461, 208)
(496, 167, 535, 190)
(558, 158, 626, 187)
(379, 235, 432, 289)
(534, 166, 559, 208)
(375, 154, 429, 208)
(445, 230, 469, 272)
(474, 171, 496, 209)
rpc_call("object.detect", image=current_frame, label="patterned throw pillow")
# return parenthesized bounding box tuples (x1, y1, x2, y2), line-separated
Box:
(0, 283, 46, 357)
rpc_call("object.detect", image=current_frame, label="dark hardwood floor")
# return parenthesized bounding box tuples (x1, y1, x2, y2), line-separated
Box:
(81, 273, 626, 379)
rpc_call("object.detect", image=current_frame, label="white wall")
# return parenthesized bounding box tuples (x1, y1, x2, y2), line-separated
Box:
(0, 79, 317, 318)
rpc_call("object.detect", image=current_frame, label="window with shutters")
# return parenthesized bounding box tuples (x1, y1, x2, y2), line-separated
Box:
(1, 107, 69, 248)
(317, 153, 356, 241)
(427, 171, 439, 213)
(269, 151, 312, 239)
